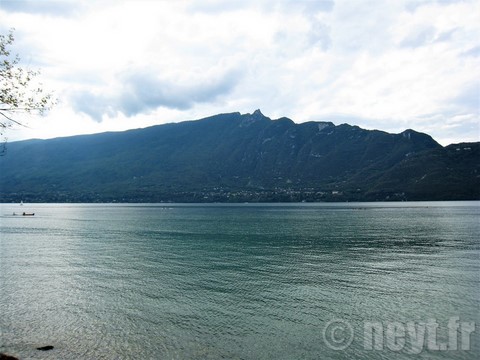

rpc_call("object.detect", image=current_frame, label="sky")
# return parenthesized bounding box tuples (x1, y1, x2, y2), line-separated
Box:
(0, 0, 479, 146)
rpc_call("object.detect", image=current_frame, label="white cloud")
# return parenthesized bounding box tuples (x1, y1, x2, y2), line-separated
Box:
(1, 0, 478, 145)
(70, 65, 242, 120)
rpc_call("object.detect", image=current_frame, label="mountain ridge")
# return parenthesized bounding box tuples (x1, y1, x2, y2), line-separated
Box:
(1, 110, 478, 202)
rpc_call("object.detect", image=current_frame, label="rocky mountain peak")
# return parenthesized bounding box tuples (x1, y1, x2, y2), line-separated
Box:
(252, 109, 264, 117)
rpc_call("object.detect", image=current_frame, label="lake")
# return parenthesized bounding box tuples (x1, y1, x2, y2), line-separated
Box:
(0, 202, 479, 359)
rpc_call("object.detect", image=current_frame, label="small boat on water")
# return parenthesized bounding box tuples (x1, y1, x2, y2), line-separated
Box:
(12, 212, 35, 216)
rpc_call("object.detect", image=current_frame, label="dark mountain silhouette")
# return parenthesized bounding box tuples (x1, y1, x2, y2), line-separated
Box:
(1, 110, 478, 202)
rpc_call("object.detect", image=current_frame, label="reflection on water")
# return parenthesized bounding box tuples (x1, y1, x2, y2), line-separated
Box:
(1, 202, 479, 359)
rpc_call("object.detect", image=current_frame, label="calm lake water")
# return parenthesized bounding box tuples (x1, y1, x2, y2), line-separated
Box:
(0, 202, 479, 359)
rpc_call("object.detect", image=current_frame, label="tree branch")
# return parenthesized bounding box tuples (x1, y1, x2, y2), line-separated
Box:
(0, 110, 28, 127)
